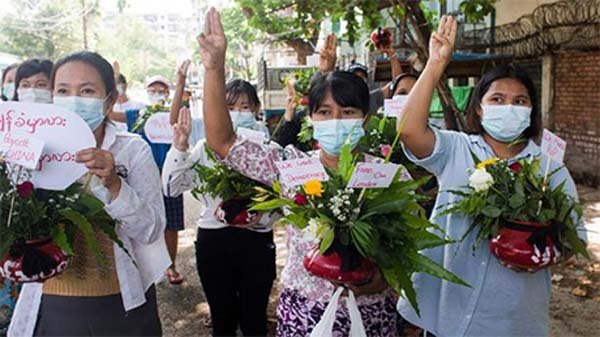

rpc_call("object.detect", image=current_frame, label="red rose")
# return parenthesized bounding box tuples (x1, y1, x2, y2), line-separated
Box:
(16, 181, 34, 199)
(300, 95, 309, 106)
(509, 162, 522, 173)
(294, 193, 309, 206)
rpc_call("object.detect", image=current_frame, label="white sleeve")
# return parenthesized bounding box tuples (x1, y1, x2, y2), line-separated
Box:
(104, 140, 165, 245)
(162, 141, 205, 198)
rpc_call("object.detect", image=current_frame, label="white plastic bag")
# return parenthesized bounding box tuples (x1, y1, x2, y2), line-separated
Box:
(309, 287, 367, 337)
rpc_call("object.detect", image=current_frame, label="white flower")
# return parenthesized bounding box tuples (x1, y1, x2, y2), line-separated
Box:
(469, 168, 494, 192)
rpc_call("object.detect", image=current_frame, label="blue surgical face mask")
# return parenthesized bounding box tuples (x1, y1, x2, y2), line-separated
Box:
(53, 96, 106, 131)
(2, 82, 15, 100)
(481, 104, 532, 142)
(311, 118, 365, 156)
(230, 111, 257, 129)
(17, 88, 53, 103)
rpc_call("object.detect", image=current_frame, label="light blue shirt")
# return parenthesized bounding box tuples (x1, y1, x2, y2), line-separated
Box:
(398, 128, 586, 337)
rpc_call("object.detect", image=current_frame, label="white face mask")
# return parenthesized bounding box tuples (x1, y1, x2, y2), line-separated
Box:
(147, 93, 166, 105)
(2, 82, 15, 100)
(230, 110, 257, 129)
(117, 84, 125, 96)
(17, 88, 53, 103)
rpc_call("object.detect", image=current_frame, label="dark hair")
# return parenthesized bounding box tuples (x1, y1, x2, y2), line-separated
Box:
(1, 63, 19, 101)
(51, 51, 117, 109)
(389, 73, 419, 98)
(12, 59, 53, 101)
(464, 63, 541, 139)
(308, 71, 370, 116)
(117, 74, 127, 84)
(225, 79, 261, 112)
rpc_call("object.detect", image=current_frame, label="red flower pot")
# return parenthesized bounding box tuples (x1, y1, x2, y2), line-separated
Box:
(299, 95, 309, 106)
(303, 246, 377, 285)
(489, 220, 562, 271)
(0, 238, 70, 283)
(370, 28, 392, 50)
(214, 197, 262, 227)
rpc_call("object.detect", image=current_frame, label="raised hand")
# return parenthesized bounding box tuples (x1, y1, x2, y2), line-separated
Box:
(319, 34, 337, 74)
(284, 79, 296, 121)
(197, 8, 227, 70)
(176, 59, 191, 80)
(428, 15, 457, 67)
(173, 107, 192, 151)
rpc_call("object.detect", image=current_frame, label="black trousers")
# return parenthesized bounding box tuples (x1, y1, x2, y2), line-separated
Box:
(195, 227, 276, 337)
(34, 286, 161, 336)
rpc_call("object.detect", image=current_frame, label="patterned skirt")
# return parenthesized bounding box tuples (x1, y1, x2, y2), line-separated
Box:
(276, 287, 397, 337)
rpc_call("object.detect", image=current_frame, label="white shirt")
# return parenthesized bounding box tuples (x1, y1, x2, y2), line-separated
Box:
(9, 123, 171, 337)
(162, 139, 277, 233)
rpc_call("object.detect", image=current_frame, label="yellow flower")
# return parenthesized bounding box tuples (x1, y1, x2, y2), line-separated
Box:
(303, 179, 323, 198)
(476, 158, 499, 170)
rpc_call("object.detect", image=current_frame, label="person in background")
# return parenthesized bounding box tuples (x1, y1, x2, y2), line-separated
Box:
(1, 63, 18, 101)
(163, 78, 276, 337)
(12, 59, 53, 103)
(9, 51, 169, 337)
(109, 61, 145, 130)
(125, 70, 187, 285)
(145, 75, 170, 105)
(389, 73, 418, 98)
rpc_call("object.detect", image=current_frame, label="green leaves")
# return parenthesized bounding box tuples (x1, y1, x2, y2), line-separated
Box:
(59, 209, 105, 266)
(250, 198, 293, 211)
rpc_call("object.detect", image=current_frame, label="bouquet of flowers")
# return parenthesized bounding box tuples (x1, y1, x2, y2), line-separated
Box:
(0, 155, 126, 283)
(360, 114, 413, 166)
(442, 155, 588, 271)
(131, 101, 170, 132)
(251, 143, 467, 313)
(285, 68, 316, 106)
(192, 148, 274, 226)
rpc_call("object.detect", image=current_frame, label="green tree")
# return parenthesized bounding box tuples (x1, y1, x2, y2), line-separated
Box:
(237, 0, 383, 64)
(0, 0, 86, 59)
(220, 5, 265, 80)
(95, 16, 177, 87)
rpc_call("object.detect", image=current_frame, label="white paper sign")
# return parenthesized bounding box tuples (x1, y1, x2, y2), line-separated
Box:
(0, 132, 45, 169)
(143, 112, 173, 144)
(237, 127, 267, 144)
(541, 129, 566, 163)
(383, 97, 407, 118)
(347, 162, 399, 188)
(0, 102, 95, 190)
(275, 157, 328, 187)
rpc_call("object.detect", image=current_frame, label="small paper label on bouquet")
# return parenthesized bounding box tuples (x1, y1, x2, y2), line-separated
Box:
(541, 129, 566, 163)
(0, 132, 45, 170)
(237, 127, 267, 144)
(383, 98, 407, 118)
(144, 112, 172, 144)
(347, 162, 399, 188)
(276, 157, 328, 187)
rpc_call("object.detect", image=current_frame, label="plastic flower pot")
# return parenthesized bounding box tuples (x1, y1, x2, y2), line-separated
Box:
(0, 238, 70, 283)
(214, 197, 262, 227)
(299, 95, 309, 106)
(303, 246, 377, 285)
(489, 220, 562, 272)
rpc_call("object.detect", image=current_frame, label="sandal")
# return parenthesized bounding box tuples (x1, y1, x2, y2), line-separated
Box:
(166, 267, 184, 285)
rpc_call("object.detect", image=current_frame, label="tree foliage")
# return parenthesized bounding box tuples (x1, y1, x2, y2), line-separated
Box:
(236, 0, 383, 62)
(0, 0, 85, 59)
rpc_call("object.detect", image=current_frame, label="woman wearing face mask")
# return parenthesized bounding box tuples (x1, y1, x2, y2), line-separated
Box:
(8, 51, 170, 337)
(162, 78, 275, 337)
(397, 16, 585, 337)
(1, 63, 18, 101)
(197, 9, 397, 336)
(12, 59, 53, 103)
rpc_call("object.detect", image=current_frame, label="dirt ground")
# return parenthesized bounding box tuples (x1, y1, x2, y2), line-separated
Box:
(157, 188, 600, 337)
